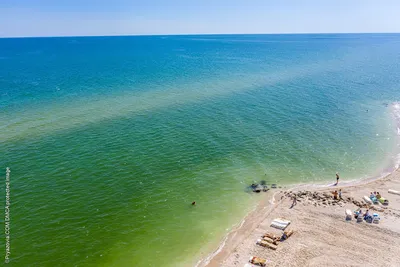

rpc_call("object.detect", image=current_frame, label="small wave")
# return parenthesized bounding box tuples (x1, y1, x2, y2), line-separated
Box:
(390, 102, 400, 135)
(195, 234, 229, 267)
(395, 152, 400, 170)
(393, 102, 400, 118)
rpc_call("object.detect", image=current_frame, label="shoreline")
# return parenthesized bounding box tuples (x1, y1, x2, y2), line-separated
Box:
(196, 165, 400, 267)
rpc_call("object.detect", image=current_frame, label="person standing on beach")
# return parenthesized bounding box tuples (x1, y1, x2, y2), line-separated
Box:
(336, 173, 340, 185)
(291, 195, 297, 207)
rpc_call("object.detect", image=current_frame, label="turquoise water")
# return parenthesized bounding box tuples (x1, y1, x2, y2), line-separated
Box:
(1, 34, 400, 266)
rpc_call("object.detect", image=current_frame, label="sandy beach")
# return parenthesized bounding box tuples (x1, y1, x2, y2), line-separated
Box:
(198, 169, 400, 267)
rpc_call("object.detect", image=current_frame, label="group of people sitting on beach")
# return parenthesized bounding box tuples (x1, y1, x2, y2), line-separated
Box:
(369, 191, 389, 205)
(354, 208, 373, 222)
(332, 189, 342, 200)
(370, 191, 382, 199)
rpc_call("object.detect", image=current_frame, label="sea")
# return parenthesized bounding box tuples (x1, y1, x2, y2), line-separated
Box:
(1, 34, 400, 266)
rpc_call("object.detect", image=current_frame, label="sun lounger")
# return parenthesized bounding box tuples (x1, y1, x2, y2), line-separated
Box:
(370, 196, 378, 204)
(356, 215, 363, 222)
(285, 229, 294, 237)
(363, 196, 373, 204)
(262, 236, 278, 245)
(280, 230, 294, 241)
(249, 256, 267, 266)
(345, 209, 352, 220)
(388, 189, 400, 196)
(270, 218, 291, 230)
(365, 215, 373, 223)
(263, 232, 279, 241)
(257, 239, 277, 250)
(270, 221, 289, 230)
(378, 197, 389, 205)
(372, 213, 380, 224)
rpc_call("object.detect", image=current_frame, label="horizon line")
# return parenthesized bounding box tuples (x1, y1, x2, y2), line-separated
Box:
(1, 31, 400, 39)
